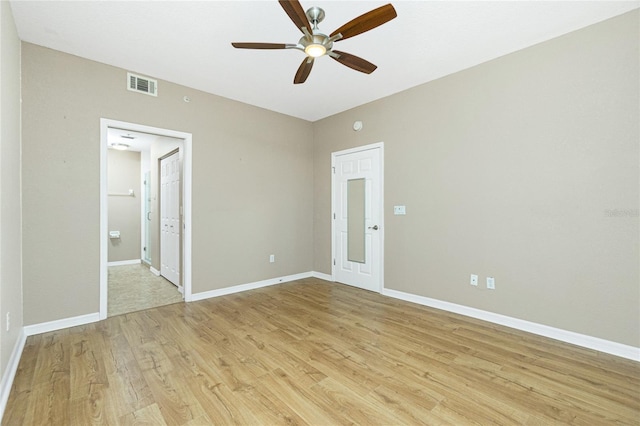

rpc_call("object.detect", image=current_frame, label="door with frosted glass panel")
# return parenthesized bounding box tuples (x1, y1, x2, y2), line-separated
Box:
(333, 145, 382, 292)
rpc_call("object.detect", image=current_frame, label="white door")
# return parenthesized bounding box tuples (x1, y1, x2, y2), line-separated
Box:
(160, 150, 180, 287)
(332, 144, 383, 292)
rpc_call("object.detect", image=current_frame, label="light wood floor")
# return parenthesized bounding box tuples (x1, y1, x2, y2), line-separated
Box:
(4, 278, 639, 425)
(108, 264, 182, 317)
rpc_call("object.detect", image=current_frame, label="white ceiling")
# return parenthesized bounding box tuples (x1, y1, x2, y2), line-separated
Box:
(10, 0, 639, 122)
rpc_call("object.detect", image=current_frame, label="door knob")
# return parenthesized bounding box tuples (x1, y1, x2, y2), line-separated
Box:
(368, 225, 379, 230)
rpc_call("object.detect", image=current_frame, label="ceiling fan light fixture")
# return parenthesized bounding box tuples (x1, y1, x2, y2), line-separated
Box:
(305, 43, 326, 57)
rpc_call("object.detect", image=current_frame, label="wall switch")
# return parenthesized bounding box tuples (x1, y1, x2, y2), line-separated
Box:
(269, 254, 275, 263)
(6, 312, 9, 332)
(393, 205, 406, 215)
(470, 274, 478, 286)
(487, 277, 495, 290)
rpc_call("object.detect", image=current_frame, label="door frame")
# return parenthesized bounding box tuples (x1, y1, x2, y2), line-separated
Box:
(100, 118, 193, 320)
(331, 142, 385, 292)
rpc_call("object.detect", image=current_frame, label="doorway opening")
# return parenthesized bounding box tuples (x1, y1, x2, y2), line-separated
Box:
(100, 119, 193, 319)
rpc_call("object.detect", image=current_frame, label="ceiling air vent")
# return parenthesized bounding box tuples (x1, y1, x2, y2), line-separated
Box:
(127, 72, 158, 96)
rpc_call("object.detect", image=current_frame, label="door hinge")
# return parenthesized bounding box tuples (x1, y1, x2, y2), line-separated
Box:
(333, 259, 336, 265)
(333, 213, 336, 219)
(332, 167, 335, 174)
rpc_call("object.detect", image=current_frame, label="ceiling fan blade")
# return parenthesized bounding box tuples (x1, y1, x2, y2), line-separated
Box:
(330, 4, 397, 41)
(294, 57, 314, 84)
(279, 0, 313, 35)
(231, 42, 290, 49)
(331, 51, 377, 74)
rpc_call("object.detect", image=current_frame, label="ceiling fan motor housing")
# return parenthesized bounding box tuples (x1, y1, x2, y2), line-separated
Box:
(306, 7, 325, 27)
(299, 33, 332, 53)
(299, 7, 331, 55)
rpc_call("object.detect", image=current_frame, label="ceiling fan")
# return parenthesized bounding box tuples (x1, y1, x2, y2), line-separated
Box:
(231, 1, 397, 84)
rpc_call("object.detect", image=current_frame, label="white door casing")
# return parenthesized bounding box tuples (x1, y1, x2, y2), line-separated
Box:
(100, 118, 193, 320)
(332, 143, 384, 292)
(160, 150, 181, 287)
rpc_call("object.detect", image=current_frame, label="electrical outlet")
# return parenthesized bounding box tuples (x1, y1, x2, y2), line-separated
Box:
(6, 312, 9, 332)
(487, 277, 495, 290)
(269, 254, 275, 263)
(470, 274, 478, 286)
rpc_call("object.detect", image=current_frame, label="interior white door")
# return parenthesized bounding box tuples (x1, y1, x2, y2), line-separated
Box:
(333, 145, 383, 292)
(160, 151, 180, 287)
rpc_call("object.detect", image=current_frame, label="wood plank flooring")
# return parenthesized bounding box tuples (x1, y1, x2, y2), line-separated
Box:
(4, 278, 639, 425)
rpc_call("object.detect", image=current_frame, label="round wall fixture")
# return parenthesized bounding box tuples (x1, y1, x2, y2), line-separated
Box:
(353, 121, 363, 131)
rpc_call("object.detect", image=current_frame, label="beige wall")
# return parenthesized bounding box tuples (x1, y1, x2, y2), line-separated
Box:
(0, 0, 24, 376)
(107, 149, 141, 262)
(313, 11, 639, 347)
(21, 43, 314, 324)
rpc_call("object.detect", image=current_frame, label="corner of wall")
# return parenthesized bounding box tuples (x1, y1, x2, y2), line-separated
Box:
(0, 1, 26, 421)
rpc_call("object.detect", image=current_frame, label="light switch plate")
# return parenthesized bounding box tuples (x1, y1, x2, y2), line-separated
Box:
(394, 205, 406, 215)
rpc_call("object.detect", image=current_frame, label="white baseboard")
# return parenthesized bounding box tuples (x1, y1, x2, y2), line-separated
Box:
(191, 271, 313, 302)
(0, 328, 26, 422)
(149, 266, 160, 276)
(311, 271, 333, 281)
(107, 259, 141, 267)
(23, 312, 101, 337)
(382, 288, 640, 362)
